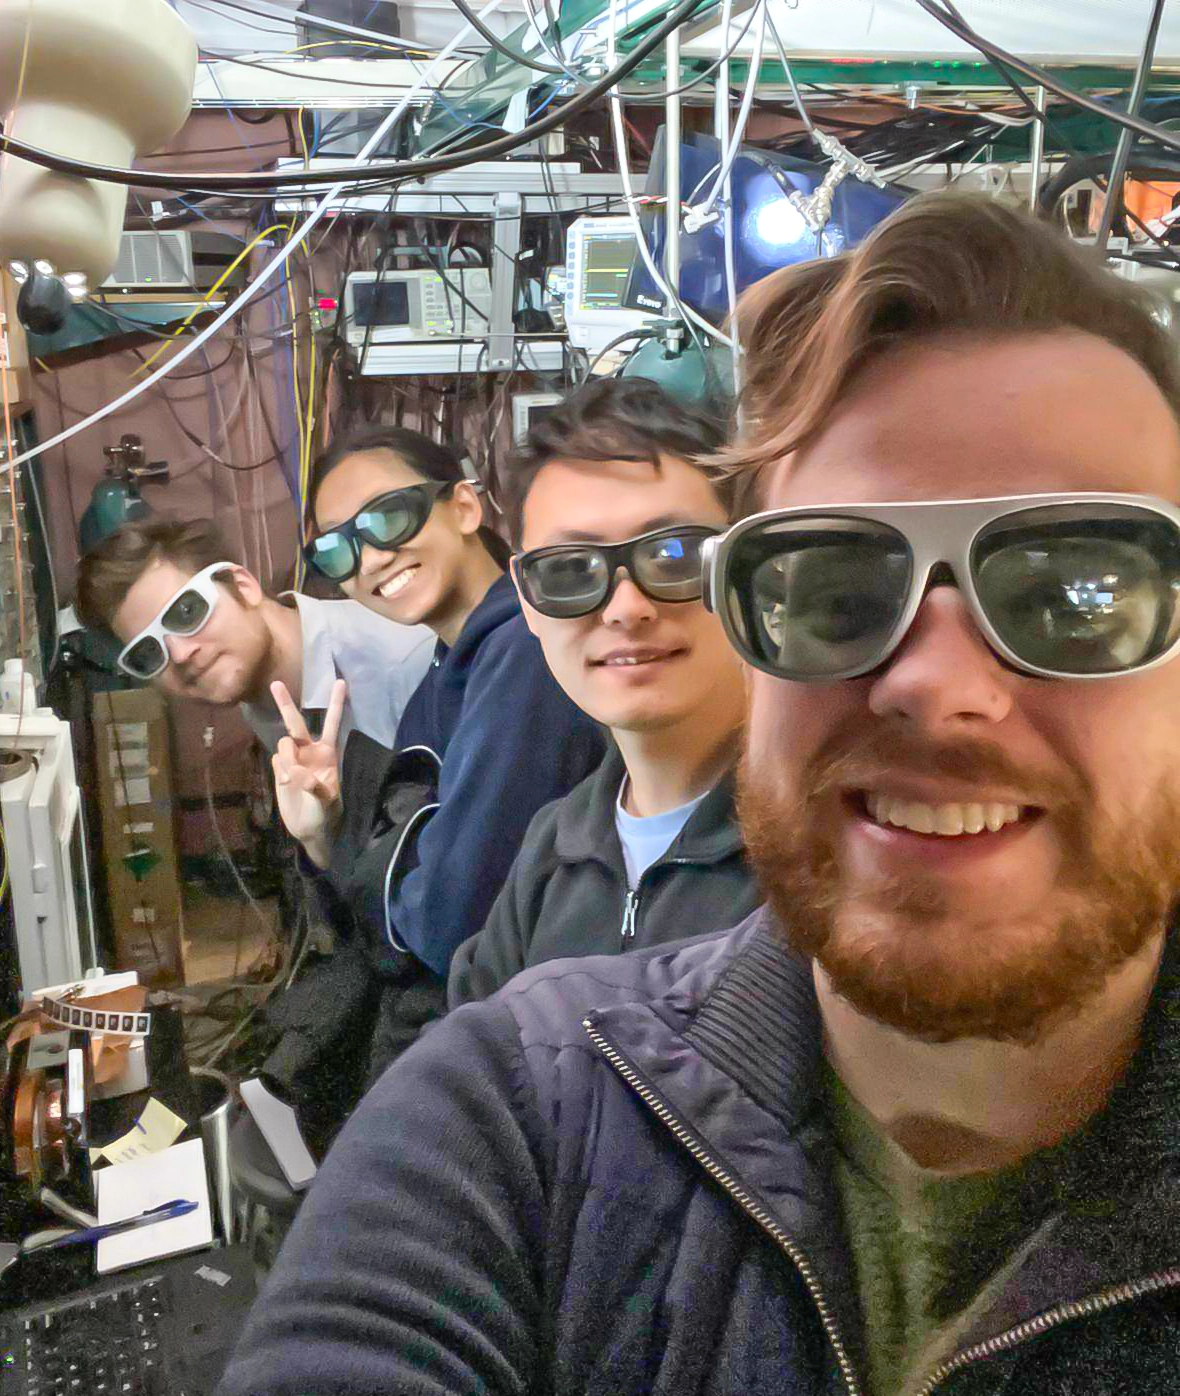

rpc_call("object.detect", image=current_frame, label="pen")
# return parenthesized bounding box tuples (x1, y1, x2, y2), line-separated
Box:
(32, 1199, 198, 1253)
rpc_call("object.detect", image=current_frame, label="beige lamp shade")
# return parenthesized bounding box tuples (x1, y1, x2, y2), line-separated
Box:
(0, 0, 197, 288)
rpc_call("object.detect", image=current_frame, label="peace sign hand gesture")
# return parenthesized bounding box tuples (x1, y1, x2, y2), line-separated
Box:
(271, 678, 346, 869)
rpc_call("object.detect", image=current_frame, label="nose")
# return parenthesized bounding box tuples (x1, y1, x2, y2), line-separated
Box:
(165, 632, 202, 667)
(600, 567, 658, 629)
(357, 540, 388, 579)
(867, 586, 1012, 730)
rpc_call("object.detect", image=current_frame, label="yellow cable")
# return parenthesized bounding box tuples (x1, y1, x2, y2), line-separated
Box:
(0, 820, 8, 910)
(303, 314, 317, 491)
(133, 223, 287, 375)
(284, 38, 432, 59)
(0, 4, 32, 183)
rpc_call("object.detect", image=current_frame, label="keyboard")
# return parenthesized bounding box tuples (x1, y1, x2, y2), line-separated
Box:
(0, 1246, 255, 1396)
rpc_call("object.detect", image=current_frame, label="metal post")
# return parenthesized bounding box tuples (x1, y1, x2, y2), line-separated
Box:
(486, 189, 522, 370)
(664, 24, 681, 321)
(1027, 84, 1045, 214)
(1096, 0, 1167, 251)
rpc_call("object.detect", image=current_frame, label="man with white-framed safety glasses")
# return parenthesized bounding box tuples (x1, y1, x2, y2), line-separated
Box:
(112, 559, 237, 680)
(75, 518, 434, 763)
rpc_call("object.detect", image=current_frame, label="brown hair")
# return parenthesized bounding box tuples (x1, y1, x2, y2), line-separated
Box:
(75, 518, 236, 632)
(500, 376, 731, 549)
(728, 192, 1180, 494)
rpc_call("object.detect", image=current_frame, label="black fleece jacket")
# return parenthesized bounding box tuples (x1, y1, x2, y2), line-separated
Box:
(447, 743, 759, 1006)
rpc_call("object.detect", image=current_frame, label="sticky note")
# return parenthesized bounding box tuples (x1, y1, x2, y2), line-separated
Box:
(95, 1096, 186, 1166)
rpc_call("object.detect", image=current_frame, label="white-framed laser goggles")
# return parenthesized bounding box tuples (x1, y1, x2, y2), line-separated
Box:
(116, 562, 237, 680)
(702, 493, 1180, 682)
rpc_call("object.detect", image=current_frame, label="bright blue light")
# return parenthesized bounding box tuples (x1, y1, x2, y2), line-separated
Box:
(752, 198, 805, 248)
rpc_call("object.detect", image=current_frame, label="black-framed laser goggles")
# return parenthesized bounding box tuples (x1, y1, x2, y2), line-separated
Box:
(513, 525, 720, 619)
(701, 493, 1180, 682)
(303, 481, 455, 583)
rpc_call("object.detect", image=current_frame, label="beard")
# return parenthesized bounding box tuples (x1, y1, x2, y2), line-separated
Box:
(739, 722, 1180, 1044)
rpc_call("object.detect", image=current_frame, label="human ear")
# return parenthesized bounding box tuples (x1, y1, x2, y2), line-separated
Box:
(228, 566, 265, 608)
(450, 480, 486, 539)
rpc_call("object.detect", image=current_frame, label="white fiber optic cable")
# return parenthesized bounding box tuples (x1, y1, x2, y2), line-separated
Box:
(714, 0, 742, 397)
(1, 0, 505, 477)
(605, 0, 734, 348)
(765, 4, 815, 141)
(695, 0, 766, 221)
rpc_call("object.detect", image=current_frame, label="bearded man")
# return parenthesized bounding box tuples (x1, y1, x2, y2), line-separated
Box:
(218, 194, 1180, 1396)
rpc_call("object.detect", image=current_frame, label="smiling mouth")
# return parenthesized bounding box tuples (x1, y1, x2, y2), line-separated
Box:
(853, 790, 1039, 838)
(377, 564, 420, 600)
(592, 647, 686, 669)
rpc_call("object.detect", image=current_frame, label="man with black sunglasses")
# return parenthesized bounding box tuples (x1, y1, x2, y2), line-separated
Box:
(447, 377, 758, 1006)
(220, 196, 1180, 1396)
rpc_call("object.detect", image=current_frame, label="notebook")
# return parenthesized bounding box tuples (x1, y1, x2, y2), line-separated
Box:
(95, 1136, 214, 1273)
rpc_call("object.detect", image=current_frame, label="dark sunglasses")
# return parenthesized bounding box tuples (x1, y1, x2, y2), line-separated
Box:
(513, 525, 720, 619)
(702, 493, 1180, 682)
(304, 481, 454, 583)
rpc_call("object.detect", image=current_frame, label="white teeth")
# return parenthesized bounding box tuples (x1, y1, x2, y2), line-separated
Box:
(605, 655, 657, 666)
(379, 566, 418, 599)
(866, 794, 1023, 837)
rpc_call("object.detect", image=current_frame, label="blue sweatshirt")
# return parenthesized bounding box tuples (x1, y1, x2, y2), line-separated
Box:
(388, 573, 604, 976)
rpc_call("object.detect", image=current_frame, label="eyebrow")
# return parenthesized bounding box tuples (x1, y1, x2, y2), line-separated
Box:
(540, 514, 704, 546)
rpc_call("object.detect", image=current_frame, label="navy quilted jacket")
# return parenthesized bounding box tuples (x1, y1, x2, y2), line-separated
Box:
(219, 910, 1180, 1396)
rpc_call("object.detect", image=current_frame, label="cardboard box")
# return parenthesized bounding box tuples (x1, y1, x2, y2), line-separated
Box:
(92, 687, 186, 987)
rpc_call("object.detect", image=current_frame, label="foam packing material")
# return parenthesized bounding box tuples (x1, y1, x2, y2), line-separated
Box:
(0, 0, 197, 287)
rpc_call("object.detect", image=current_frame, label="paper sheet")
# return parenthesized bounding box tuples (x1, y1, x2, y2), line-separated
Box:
(96, 1137, 213, 1274)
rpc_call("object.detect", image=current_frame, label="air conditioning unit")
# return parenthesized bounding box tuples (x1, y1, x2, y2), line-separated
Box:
(101, 231, 244, 293)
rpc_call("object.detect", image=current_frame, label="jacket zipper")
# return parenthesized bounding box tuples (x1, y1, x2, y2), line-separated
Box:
(616, 857, 699, 945)
(586, 1023, 1180, 1396)
(583, 1021, 863, 1396)
(914, 1266, 1180, 1396)
(620, 889, 639, 943)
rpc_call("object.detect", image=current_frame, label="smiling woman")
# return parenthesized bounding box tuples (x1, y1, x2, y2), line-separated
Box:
(308, 426, 509, 647)
(291, 423, 604, 1079)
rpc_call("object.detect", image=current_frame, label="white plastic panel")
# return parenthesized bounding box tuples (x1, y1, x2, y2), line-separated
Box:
(681, 0, 1180, 65)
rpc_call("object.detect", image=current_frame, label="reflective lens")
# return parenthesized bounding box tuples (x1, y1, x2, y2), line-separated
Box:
(160, 588, 210, 635)
(724, 517, 912, 679)
(123, 634, 167, 679)
(973, 506, 1180, 675)
(631, 530, 711, 601)
(521, 549, 611, 617)
(305, 532, 358, 582)
(355, 495, 424, 548)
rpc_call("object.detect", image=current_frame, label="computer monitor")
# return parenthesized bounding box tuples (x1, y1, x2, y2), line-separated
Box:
(623, 129, 909, 321)
(564, 216, 659, 356)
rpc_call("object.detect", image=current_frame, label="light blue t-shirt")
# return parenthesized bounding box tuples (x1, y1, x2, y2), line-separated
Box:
(614, 781, 708, 889)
